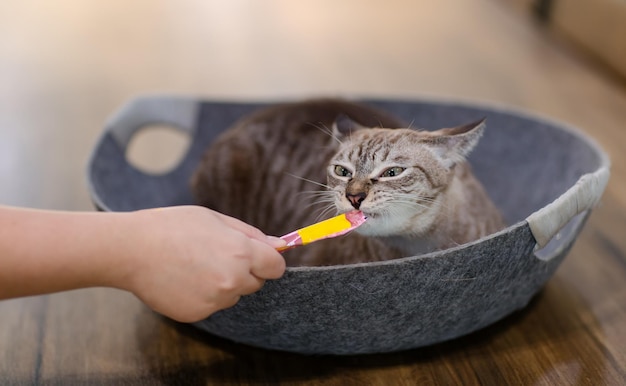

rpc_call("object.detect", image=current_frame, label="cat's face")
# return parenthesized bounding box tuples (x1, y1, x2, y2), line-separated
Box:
(326, 121, 484, 237)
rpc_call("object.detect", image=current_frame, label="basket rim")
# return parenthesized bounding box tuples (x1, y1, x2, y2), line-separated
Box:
(87, 95, 611, 271)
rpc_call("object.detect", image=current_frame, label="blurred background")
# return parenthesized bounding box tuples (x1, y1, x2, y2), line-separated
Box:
(1, 0, 625, 211)
(2, 1, 626, 383)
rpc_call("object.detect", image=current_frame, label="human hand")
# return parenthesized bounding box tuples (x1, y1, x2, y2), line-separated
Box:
(116, 206, 286, 323)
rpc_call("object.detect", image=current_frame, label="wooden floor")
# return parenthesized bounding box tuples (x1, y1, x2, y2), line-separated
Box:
(1, 0, 626, 384)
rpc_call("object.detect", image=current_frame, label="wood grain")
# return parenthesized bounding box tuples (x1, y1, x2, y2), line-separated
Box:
(1, 0, 625, 384)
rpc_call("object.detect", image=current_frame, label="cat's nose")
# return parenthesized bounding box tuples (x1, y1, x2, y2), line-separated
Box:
(346, 192, 367, 209)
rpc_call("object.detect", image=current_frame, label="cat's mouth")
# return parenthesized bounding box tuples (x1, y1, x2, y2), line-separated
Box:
(338, 206, 376, 219)
(339, 208, 373, 218)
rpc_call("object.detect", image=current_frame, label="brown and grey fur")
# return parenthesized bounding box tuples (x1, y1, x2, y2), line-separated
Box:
(191, 99, 505, 266)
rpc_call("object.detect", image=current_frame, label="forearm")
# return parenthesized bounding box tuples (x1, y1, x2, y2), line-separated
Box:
(0, 206, 134, 299)
(0, 204, 286, 322)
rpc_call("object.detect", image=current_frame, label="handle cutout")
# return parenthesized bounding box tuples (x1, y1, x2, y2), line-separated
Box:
(125, 124, 192, 175)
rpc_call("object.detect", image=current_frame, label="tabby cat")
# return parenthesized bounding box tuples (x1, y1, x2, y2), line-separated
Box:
(191, 99, 505, 266)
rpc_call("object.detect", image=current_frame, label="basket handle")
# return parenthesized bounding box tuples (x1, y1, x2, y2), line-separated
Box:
(526, 166, 610, 250)
(88, 96, 201, 212)
(105, 95, 200, 148)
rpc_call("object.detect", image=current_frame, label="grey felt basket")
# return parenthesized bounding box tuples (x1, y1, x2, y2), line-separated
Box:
(88, 96, 610, 355)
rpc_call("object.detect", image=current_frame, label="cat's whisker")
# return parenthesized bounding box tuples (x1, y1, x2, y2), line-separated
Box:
(398, 199, 449, 216)
(301, 199, 330, 209)
(393, 192, 449, 209)
(390, 194, 434, 205)
(298, 191, 338, 204)
(294, 187, 341, 221)
(298, 193, 336, 212)
(407, 118, 416, 130)
(313, 203, 339, 223)
(385, 196, 456, 223)
(305, 198, 336, 209)
(285, 173, 332, 190)
(296, 190, 334, 198)
(301, 198, 337, 208)
(307, 121, 343, 145)
(391, 200, 428, 210)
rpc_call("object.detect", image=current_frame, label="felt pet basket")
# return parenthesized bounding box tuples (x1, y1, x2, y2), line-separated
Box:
(88, 96, 610, 355)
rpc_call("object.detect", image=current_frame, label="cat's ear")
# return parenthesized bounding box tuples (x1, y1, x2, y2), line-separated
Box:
(331, 114, 365, 139)
(421, 119, 486, 168)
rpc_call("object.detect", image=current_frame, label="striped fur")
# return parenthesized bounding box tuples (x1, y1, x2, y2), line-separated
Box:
(191, 99, 505, 266)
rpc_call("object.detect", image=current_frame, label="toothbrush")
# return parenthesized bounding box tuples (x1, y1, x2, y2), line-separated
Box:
(277, 210, 367, 252)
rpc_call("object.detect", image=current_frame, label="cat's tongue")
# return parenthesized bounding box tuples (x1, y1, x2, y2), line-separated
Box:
(277, 210, 367, 252)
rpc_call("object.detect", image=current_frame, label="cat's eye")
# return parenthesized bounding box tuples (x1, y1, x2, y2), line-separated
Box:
(333, 165, 352, 178)
(380, 167, 406, 178)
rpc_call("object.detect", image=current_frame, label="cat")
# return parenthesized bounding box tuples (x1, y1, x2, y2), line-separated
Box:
(190, 99, 505, 266)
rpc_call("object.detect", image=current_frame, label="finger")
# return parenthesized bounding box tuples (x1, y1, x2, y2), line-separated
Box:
(217, 213, 266, 240)
(239, 275, 265, 296)
(248, 239, 287, 280)
(215, 294, 241, 312)
(218, 213, 286, 249)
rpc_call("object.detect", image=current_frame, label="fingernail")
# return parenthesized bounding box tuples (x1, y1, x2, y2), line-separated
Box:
(266, 236, 287, 248)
